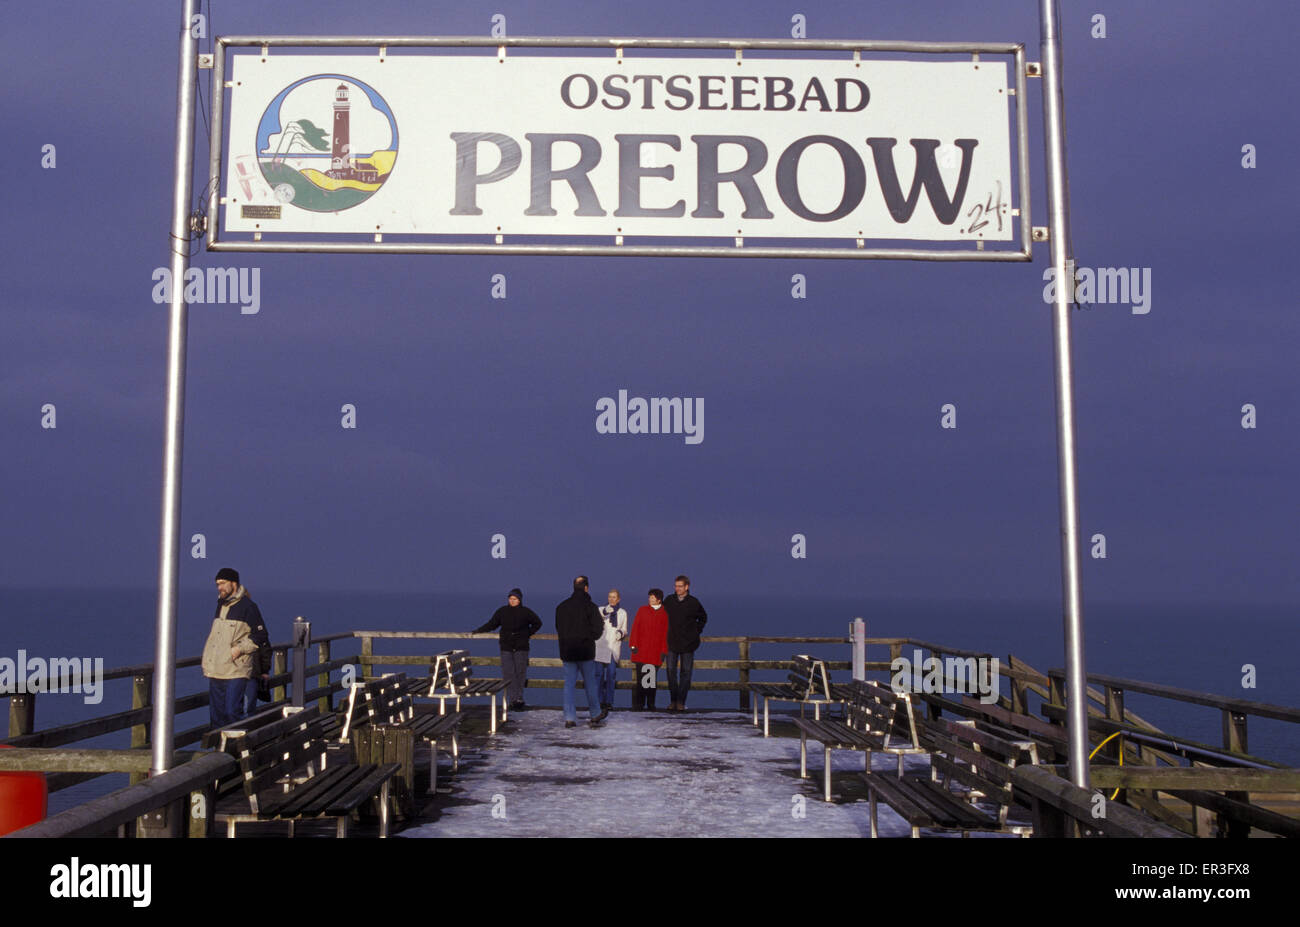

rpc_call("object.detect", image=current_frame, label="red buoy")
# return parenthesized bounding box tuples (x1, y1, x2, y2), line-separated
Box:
(0, 743, 47, 835)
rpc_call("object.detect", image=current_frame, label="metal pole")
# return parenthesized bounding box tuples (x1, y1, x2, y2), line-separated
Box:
(150, 0, 201, 777)
(1039, 0, 1089, 790)
(851, 618, 865, 681)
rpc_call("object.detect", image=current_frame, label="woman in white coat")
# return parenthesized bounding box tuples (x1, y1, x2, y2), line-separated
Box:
(594, 589, 628, 711)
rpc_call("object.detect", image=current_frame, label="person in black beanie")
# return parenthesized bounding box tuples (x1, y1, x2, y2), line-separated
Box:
(201, 567, 270, 728)
(474, 588, 542, 711)
(663, 574, 708, 712)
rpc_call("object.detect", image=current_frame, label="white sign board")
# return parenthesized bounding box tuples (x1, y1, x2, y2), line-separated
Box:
(222, 54, 1014, 243)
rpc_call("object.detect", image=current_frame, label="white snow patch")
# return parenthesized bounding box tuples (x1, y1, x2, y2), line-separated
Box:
(398, 710, 944, 838)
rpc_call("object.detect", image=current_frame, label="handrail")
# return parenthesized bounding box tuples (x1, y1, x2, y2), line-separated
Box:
(1011, 765, 1191, 838)
(3, 752, 237, 838)
(0, 634, 356, 688)
(1046, 668, 1300, 723)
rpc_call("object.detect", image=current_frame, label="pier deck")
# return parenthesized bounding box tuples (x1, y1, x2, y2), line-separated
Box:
(396, 707, 945, 839)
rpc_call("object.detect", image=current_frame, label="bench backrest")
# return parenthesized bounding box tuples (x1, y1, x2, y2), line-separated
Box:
(430, 650, 474, 694)
(917, 692, 1065, 762)
(370, 674, 416, 725)
(202, 703, 294, 750)
(927, 718, 1041, 813)
(846, 679, 922, 750)
(787, 654, 832, 700)
(223, 706, 331, 813)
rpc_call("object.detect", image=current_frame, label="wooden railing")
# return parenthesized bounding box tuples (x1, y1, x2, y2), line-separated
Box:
(2, 632, 360, 792)
(4, 629, 1298, 838)
(357, 630, 864, 709)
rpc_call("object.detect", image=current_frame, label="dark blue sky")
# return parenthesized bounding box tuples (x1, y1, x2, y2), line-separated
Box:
(2, 0, 1295, 611)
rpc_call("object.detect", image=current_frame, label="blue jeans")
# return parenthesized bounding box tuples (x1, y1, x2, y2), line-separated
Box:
(208, 677, 251, 729)
(666, 651, 695, 706)
(562, 660, 602, 723)
(595, 659, 618, 706)
(245, 676, 265, 716)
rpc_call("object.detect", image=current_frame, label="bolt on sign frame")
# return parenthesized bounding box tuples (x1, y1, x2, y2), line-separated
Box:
(154, 2, 1090, 797)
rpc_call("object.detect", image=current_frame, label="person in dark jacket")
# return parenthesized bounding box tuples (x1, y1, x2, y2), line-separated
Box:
(201, 567, 270, 729)
(555, 576, 608, 728)
(662, 574, 708, 712)
(474, 588, 542, 711)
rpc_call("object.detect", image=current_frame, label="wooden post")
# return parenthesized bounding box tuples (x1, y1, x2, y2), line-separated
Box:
(738, 639, 750, 711)
(8, 693, 36, 738)
(130, 673, 151, 786)
(1191, 759, 1217, 837)
(361, 635, 373, 679)
(188, 786, 214, 838)
(1222, 709, 1248, 754)
(1103, 686, 1124, 764)
(1030, 795, 1069, 838)
(1009, 654, 1027, 715)
(271, 649, 287, 704)
(317, 639, 332, 714)
(1048, 674, 1064, 709)
(1221, 709, 1251, 838)
(889, 642, 902, 664)
(137, 797, 186, 838)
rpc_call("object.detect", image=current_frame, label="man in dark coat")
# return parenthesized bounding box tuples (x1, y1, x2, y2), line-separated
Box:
(474, 588, 543, 711)
(663, 574, 708, 711)
(555, 576, 608, 728)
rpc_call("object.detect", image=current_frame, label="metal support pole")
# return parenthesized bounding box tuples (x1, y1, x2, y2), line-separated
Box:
(850, 618, 865, 681)
(150, 0, 200, 777)
(1040, 0, 1089, 790)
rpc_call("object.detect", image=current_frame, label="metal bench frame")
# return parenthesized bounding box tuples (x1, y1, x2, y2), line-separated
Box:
(794, 679, 927, 801)
(748, 655, 850, 737)
(424, 650, 509, 733)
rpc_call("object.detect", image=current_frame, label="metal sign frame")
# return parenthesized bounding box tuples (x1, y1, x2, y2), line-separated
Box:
(206, 35, 1033, 262)
(156, 6, 1087, 798)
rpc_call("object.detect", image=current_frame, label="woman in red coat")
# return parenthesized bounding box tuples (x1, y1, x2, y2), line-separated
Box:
(628, 588, 669, 710)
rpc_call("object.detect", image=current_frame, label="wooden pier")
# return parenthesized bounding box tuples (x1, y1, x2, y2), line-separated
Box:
(3, 631, 1298, 838)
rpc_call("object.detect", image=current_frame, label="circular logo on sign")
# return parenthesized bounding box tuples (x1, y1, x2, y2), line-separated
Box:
(255, 75, 398, 213)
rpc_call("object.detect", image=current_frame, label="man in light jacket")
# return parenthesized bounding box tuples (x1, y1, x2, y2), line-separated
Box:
(201, 567, 269, 729)
(594, 589, 628, 712)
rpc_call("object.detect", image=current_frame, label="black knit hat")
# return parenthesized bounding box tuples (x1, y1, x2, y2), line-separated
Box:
(508, 588, 523, 601)
(215, 567, 240, 584)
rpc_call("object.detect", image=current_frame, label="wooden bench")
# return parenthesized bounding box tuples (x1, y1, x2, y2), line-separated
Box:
(861, 769, 1001, 838)
(424, 650, 509, 733)
(748, 654, 852, 737)
(213, 704, 401, 838)
(361, 674, 464, 796)
(793, 679, 927, 802)
(919, 717, 1038, 834)
(855, 696, 1041, 837)
(917, 690, 1064, 762)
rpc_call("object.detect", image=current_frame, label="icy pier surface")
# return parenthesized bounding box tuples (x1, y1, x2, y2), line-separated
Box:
(399, 709, 930, 838)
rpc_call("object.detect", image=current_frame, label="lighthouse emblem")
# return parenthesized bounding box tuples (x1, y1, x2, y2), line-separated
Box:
(254, 75, 398, 213)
